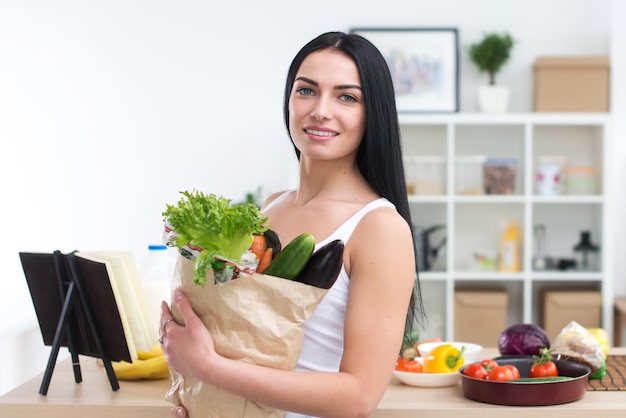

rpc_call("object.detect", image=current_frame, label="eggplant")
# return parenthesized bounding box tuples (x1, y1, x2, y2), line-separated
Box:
(293, 239, 344, 289)
(263, 229, 282, 261)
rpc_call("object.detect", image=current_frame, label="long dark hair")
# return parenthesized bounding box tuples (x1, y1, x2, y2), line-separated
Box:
(283, 31, 426, 334)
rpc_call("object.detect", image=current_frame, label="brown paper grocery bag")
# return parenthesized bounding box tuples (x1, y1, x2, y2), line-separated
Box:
(164, 255, 328, 418)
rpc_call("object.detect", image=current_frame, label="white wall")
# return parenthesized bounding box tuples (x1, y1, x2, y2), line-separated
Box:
(0, 0, 622, 394)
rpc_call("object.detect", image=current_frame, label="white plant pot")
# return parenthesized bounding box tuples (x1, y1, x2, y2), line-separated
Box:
(478, 85, 510, 113)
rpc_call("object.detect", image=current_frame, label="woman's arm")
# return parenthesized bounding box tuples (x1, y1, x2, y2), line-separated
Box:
(161, 207, 415, 418)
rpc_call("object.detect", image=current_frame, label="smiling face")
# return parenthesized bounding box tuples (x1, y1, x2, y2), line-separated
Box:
(288, 49, 366, 163)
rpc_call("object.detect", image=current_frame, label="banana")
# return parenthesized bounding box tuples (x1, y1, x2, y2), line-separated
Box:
(137, 344, 165, 360)
(111, 354, 170, 380)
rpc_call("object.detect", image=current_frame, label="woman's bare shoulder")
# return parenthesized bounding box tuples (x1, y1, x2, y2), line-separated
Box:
(260, 190, 290, 211)
(345, 204, 411, 247)
(358, 204, 411, 236)
(348, 205, 414, 261)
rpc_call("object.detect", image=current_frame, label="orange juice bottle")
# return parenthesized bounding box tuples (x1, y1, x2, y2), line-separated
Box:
(499, 222, 521, 272)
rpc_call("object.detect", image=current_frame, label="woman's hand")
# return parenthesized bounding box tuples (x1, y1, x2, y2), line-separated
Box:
(161, 291, 217, 418)
(159, 291, 219, 381)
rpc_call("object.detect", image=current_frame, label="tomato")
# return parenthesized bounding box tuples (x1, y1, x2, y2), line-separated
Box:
(395, 358, 423, 373)
(396, 358, 409, 370)
(486, 365, 516, 381)
(504, 364, 521, 379)
(480, 359, 499, 372)
(530, 347, 559, 378)
(463, 363, 488, 379)
(530, 362, 558, 377)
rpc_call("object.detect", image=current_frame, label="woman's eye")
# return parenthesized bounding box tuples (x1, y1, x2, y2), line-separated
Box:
(341, 94, 357, 103)
(296, 87, 314, 96)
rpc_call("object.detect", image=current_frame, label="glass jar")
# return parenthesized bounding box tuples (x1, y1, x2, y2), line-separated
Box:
(455, 155, 486, 195)
(484, 157, 517, 195)
(404, 155, 446, 195)
(563, 166, 597, 195)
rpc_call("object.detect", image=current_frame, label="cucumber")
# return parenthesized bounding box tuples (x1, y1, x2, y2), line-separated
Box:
(294, 239, 344, 289)
(261, 233, 315, 280)
(509, 376, 572, 383)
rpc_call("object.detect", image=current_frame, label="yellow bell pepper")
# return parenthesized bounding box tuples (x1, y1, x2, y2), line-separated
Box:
(423, 344, 466, 373)
(587, 327, 609, 359)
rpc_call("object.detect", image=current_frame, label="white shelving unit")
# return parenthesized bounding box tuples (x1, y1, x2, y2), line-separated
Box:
(401, 113, 614, 344)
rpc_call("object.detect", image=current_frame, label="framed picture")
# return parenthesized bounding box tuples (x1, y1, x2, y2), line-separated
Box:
(350, 27, 459, 113)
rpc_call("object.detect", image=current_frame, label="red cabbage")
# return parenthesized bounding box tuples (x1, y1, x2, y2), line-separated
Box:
(498, 323, 550, 356)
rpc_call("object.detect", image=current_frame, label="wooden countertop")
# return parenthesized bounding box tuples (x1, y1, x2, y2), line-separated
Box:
(0, 356, 171, 418)
(1, 348, 625, 417)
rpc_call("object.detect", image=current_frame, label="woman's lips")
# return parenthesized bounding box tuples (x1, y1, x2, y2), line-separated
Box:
(304, 127, 338, 141)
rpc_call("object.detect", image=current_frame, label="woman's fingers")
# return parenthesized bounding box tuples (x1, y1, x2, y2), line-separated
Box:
(159, 301, 173, 344)
(160, 300, 171, 316)
(172, 290, 200, 328)
(170, 406, 187, 418)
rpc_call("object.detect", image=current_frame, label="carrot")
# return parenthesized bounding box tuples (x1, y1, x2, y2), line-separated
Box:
(256, 247, 273, 274)
(250, 234, 267, 260)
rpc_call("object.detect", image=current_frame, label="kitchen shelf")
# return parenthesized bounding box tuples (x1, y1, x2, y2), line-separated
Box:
(402, 112, 614, 345)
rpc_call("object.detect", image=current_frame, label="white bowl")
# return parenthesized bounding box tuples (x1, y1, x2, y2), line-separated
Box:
(393, 358, 461, 387)
(418, 341, 483, 364)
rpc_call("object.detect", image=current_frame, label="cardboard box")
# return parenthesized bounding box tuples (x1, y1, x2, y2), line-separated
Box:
(534, 56, 610, 112)
(455, 291, 508, 347)
(543, 291, 602, 341)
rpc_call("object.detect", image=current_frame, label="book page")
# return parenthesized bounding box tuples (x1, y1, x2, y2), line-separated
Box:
(76, 251, 155, 354)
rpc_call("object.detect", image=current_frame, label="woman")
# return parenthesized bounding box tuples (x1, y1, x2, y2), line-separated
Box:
(160, 31, 425, 418)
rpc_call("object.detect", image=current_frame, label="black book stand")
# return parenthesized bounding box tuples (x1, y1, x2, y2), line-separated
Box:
(20, 250, 121, 395)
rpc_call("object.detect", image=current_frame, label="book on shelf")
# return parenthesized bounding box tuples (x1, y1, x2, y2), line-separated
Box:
(20, 250, 156, 363)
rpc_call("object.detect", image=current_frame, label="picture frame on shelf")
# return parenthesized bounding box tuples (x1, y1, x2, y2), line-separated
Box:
(350, 27, 459, 113)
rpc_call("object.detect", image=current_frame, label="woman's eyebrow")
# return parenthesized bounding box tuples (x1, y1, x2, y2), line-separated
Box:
(336, 83, 362, 91)
(295, 76, 318, 86)
(295, 76, 362, 91)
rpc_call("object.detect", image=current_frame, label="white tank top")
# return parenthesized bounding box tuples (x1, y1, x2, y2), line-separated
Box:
(263, 193, 395, 418)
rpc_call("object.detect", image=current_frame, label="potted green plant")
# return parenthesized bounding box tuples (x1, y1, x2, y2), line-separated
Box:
(468, 32, 515, 113)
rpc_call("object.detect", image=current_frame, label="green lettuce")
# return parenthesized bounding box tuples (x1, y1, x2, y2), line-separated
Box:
(162, 190, 268, 286)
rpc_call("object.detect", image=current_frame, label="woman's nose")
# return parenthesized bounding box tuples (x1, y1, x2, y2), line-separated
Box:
(310, 96, 332, 120)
